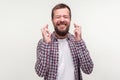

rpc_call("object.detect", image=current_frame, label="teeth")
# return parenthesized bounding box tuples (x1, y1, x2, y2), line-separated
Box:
(60, 25, 65, 26)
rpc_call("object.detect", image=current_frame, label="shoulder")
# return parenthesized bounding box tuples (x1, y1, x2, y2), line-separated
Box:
(67, 33, 76, 41)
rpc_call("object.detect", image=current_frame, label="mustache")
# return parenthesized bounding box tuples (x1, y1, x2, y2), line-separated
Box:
(57, 21, 67, 26)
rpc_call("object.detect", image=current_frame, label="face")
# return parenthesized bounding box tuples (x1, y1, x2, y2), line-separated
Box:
(52, 8, 71, 36)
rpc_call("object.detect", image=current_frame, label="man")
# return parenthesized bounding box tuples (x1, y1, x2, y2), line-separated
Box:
(35, 3, 94, 80)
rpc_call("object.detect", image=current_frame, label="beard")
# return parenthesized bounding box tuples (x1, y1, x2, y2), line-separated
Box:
(55, 26, 69, 36)
(54, 21, 70, 36)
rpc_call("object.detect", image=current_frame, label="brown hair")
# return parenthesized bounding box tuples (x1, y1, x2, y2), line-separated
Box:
(51, 3, 71, 19)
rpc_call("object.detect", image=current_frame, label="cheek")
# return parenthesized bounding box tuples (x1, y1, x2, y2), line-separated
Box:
(64, 19, 70, 23)
(52, 19, 58, 24)
(66, 19, 70, 23)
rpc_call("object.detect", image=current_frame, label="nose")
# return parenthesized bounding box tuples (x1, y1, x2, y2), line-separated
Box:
(60, 17, 65, 22)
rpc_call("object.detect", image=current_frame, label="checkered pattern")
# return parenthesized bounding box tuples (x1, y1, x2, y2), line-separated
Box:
(35, 33, 94, 80)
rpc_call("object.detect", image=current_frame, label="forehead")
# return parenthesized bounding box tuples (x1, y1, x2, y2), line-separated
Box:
(53, 8, 70, 15)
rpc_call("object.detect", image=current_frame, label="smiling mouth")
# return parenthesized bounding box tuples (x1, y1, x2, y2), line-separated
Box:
(57, 21, 67, 26)
(57, 23, 66, 26)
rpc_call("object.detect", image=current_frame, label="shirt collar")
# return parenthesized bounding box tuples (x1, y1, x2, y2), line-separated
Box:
(51, 32, 75, 42)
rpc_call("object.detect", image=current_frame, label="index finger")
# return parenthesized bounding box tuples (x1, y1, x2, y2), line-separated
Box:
(74, 23, 80, 28)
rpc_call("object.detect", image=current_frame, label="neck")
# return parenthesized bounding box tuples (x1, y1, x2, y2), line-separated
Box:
(54, 32, 68, 39)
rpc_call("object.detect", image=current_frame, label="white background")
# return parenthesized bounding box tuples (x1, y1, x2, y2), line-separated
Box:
(0, 0, 120, 80)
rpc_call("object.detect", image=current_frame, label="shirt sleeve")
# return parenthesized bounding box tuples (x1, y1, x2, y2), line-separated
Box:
(76, 39, 94, 74)
(35, 39, 51, 77)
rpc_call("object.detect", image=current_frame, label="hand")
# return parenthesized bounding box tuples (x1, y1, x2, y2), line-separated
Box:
(74, 23, 82, 41)
(41, 24, 51, 43)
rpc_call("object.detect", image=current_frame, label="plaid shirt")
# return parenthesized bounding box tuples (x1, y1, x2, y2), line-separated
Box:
(35, 33, 94, 80)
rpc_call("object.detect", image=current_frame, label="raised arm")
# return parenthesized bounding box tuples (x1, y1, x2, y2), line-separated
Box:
(76, 40, 94, 74)
(35, 39, 51, 77)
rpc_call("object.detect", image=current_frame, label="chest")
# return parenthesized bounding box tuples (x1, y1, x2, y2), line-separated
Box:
(49, 40, 79, 66)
